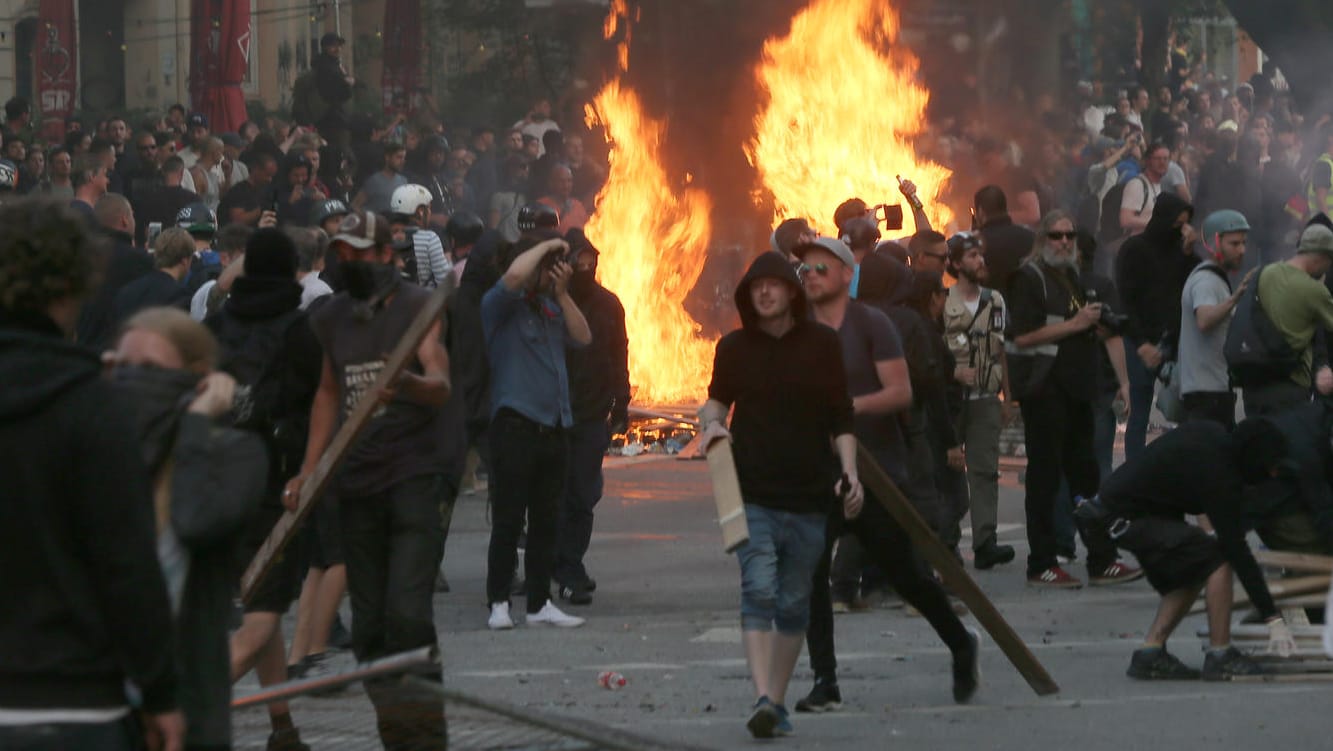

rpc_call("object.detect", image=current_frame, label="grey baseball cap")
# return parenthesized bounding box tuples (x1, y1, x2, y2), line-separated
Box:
(792, 236, 855, 269)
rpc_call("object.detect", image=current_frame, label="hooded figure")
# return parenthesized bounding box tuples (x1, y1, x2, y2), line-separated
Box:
(734, 250, 809, 331)
(1115, 192, 1199, 351)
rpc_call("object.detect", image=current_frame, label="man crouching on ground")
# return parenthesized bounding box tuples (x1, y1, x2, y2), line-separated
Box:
(698, 251, 863, 739)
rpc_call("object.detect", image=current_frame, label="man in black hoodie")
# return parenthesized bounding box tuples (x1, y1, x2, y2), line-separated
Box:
(698, 251, 862, 740)
(207, 228, 322, 751)
(1115, 192, 1198, 462)
(0, 199, 183, 749)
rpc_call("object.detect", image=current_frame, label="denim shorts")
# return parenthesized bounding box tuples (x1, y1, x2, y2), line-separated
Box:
(735, 504, 827, 634)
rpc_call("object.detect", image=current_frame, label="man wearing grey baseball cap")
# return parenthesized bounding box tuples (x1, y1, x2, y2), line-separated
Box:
(1243, 222, 1333, 415)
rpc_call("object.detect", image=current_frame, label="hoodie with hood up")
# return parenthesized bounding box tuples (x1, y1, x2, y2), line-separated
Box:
(0, 312, 178, 715)
(708, 252, 854, 514)
(1115, 192, 1199, 347)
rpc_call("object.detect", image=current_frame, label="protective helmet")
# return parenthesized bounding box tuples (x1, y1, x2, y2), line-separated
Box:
(310, 198, 350, 227)
(390, 184, 434, 217)
(444, 210, 485, 248)
(0, 159, 16, 192)
(176, 202, 218, 236)
(517, 202, 560, 232)
(947, 231, 983, 260)
(1201, 210, 1250, 249)
(839, 215, 880, 249)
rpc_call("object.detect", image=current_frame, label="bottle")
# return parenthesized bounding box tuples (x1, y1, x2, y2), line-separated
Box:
(897, 174, 924, 212)
(598, 671, 627, 690)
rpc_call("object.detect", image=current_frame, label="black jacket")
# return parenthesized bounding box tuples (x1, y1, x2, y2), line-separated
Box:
(567, 281, 630, 425)
(452, 230, 502, 438)
(1115, 192, 1199, 347)
(980, 214, 1036, 300)
(313, 51, 353, 126)
(77, 230, 153, 350)
(113, 268, 190, 328)
(0, 313, 177, 712)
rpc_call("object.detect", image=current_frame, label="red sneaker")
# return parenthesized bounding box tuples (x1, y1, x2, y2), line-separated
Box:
(1090, 561, 1145, 586)
(1026, 566, 1083, 589)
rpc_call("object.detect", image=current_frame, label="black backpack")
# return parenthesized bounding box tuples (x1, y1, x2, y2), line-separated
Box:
(1224, 267, 1301, 387)
(1098, 174, 1149, 244)
(209, 308, 309, 484)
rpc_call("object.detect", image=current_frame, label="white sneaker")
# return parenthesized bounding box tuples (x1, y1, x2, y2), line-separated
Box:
(488, 602, 514, 630)
(526, 601, 585, 628)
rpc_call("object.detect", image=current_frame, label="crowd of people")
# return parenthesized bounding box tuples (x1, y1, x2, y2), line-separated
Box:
(5, 22, 1333, 749)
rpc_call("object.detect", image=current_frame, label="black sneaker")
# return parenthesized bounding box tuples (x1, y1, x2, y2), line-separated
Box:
(286, 657, 309, 681)
(1126, 648, 1201, 680)
(794, 679, 842, 713)
(1202, 646, 1268, 681)
(266, 728, 311, 751)
(558, 584, 593, 606)
(973, 543, 1016, 570)
(952, 629, 980, 703)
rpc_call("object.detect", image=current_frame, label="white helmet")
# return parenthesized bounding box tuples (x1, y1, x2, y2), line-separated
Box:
(390, 184, 433, 217)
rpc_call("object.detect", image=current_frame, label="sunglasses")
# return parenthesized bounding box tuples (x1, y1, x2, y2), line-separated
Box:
(1046, 231, 1078, 241)
(799, 262, 833, 277)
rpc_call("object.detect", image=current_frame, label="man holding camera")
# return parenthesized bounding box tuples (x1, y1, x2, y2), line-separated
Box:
(942, 232, 1016, 570)
(482, 234, 591, 630)
(1007, 211, 1138, 588)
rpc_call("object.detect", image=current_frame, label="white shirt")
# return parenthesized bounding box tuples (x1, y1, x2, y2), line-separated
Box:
(513, 118, 561, 157)
(300, 273, 333, 309)
(190, 280, 218, 321)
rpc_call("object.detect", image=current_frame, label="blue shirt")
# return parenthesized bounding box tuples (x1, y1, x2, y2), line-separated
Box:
(481, 281, 578, 427)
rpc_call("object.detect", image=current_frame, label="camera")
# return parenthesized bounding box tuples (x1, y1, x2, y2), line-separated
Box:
(1084, 288, 1128, 334)
(869, 203, 905, 232)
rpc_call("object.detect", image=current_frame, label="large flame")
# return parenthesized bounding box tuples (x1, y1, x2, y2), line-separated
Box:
(747, 0, 952, 234)
(585, 1, 716, 405)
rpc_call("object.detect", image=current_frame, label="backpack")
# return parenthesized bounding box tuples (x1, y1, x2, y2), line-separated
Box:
(291, 69, 327, 127)
(1098, 174, 1150, 244)
(1224, 267, 1301, 388)
(209, 308, 309, 484)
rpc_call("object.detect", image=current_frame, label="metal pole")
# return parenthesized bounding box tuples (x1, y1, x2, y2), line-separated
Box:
(231, 646, 439, 708)
(333, 0, 341, 36)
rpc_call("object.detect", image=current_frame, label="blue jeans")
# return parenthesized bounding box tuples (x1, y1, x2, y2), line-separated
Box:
(736, 505, 826, 634)
(1122, 338, 1155, 463)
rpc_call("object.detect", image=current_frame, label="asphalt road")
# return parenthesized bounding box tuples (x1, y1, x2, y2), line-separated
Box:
(237, 452, 1332, 750)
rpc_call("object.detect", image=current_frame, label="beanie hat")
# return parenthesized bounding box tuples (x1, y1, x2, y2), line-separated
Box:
(243, 228, 298, 278)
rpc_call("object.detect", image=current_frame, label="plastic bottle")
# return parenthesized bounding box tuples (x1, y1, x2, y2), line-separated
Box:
(597, 671, 627, 690)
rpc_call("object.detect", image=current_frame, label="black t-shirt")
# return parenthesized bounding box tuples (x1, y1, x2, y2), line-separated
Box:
(1007, 261, 1100, 402)
(133, 185, 198, 247)
(708, 320, 854, 514)
(837, 302, 908, 482)
(218, 180, 268, 226)
(309, 284, 450, 497)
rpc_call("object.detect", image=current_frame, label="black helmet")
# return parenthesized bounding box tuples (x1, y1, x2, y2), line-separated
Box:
(444, 210, 485, 248)
(176, 202, 218, 236)
(310, 198, 350, 227)
(0, 159, 16, 192)
(516, 202, 559, 232)
(839, 216, 880, 249)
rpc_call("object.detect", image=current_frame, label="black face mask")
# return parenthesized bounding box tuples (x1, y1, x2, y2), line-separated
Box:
(343, 260, 400, 301)
(570, 268, 597, 299)
(111, 365, 201, 473)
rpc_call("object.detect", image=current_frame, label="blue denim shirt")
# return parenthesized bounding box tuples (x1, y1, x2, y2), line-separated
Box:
(481, 281, 577, 428)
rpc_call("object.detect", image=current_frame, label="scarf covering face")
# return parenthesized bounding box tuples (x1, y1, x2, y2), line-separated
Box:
(110, 365, 200, 474)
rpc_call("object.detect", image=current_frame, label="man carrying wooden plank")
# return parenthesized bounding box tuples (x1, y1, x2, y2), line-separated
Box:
(698, 250, 863, 740)
(281, 210, 453, 747)
(1081, 418, 1300, 680)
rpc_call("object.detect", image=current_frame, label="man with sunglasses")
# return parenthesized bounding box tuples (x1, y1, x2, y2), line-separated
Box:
(789, 236, 980, 715)
(1007, 211, 1139, 589)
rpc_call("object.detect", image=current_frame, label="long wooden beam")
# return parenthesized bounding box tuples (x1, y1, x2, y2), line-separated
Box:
(856, 443, 1060, 696)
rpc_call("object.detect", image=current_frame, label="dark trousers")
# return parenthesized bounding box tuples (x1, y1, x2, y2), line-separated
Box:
(555, 419, 611, 587)
(1243, 380, 1309, 417)
(1020, 384, 1118, 576)
(1054, 393, 1116, 556)
(807, 495, 972, 682)
(1122, 338, 1155, 463)
(0, 716, 142, 751)
(1182, 390, 1236, 429)
(486, 410, 568, 612)
(341, 473, 447, 750)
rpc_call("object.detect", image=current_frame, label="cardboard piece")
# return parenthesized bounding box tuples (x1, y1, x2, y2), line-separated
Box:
(704, 438, 749, 553)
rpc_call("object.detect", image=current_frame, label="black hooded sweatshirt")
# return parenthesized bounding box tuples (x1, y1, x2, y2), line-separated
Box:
(1115, 192, 1199, 347)
(707, 252, 854, 514)
(0, 312, 178, 714)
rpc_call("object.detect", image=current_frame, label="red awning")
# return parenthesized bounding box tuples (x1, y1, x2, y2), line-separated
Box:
(381, 0, 422, 114)
(36, 0, 78, 142)
(190, 0, 250, 134)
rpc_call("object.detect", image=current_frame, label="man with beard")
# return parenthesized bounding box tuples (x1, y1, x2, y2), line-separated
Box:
(0, 199, 184, 751)
(112, 307, 267, 751)
(1007, 210, 1140, 588)
(284, 210, 452, 747)
(942, 232, 1017, 569)
(1178, 211, 1254, 427)
(553, 229, 630, 606)
(209, 229, 322, 750)
(790, 237, 979, 717)
(482, 233, 591, 631)
(1115, 192, 1198, 461)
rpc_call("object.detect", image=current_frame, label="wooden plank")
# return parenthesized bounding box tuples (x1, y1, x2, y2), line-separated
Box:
(1230, 575, 1330, 611)
(704, 438, 749, 553)
(856, 443, 1060, 697)
(240, 284, 450, 602)
(1254, 550, 1333, 574)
